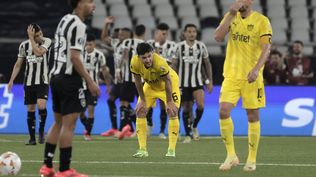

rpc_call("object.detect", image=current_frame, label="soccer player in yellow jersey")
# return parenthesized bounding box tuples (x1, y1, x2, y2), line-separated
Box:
(214, 0, 272, 172)
(130, 42, 180, 158)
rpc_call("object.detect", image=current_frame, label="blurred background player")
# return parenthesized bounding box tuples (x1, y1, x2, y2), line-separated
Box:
(116, 24, 146, 139)
(131, 42, 180, 158)
(285, 40, 314, 85)
(8, 23, 52, 145)
(80, 33, 111, 141)
(39, 0, 99, 176)
(214, 0, 272, 172)
(146, 23, 177, 139)
(172, 24, 213, 143)
(263, 50, 288, 85)
(100, 16, 132, 137)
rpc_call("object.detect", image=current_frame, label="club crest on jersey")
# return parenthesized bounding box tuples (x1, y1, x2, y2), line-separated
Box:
(247, 24, 254, 31)
(78, 37, 84, 45)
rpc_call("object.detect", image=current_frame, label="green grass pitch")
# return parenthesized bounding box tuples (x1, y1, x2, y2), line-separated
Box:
(0, 134, 315, 177)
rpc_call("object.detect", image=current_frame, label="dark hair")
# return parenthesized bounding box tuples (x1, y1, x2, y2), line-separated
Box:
(87, 33, 96, 42)
(68, 0, 81, 9)
(121, 27, 132, 37)
(157, 23, 169, 31)
(270, 50, 282, 57)
(135, 24, 146, 36)
(184, 24, 197, 31)
(30, 23, 41, 33)
(293, 40, 304, 46)
(136, 42, 153, 55)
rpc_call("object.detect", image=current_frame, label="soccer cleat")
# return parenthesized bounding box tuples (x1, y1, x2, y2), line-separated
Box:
(25, 139, 36, 145)
(192, 128, 200, 140)
(159, 133, 167, 139)
(132, 149, 149, 158)
(165, 149, 175, 157)
(83, 131, 92, 141)
(219, 156, 239, 171)
(38, 133, 45, 144)
(100, 128, 118, 137)
(54, 168, 88, 177)
(39, 164, 55, 177)
(118, 125, 131, 140)
(182, 136, 191, 143)
(243, 162, 256, 172)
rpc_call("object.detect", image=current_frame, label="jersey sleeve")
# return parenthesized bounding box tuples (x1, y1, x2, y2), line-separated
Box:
(122, 39, 130, 50)
(259, 17, 273, 37)
(158, 57, 170, 77)
(17, 42, 26, 58)
(41, 38, 52, 51)
(69, 23, 86, 51)
(201, 43, 209, 58)
(99, 52, 106, 67)
(130, 55, 140, 75)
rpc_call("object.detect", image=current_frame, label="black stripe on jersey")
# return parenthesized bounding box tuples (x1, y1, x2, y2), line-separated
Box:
(23, 42, 30, 85)
(180, 44, 185, 87)
(59, 18, 75, 75)
(160, 71, 169, 77)
(128, 39, 134, 60)
(260, 34, 272, 37)
(195, 44, 201, 86)
(188, 47, 194, 87)
(71, 26, 77, 46)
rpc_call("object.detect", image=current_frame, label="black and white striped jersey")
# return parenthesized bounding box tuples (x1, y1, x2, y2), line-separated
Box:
(147, 39, 176, 63)
(121, 38, 144, 82)
(17, 37, 52, 86)
(174, 40, 209, 87)
(82, 48, 106, 89)
(50, 14, 86, 77)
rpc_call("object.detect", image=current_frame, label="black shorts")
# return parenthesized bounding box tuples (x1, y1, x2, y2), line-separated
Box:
(84, 89, 98, 106)
(119, 82, 137, 102)
(51, 75, 85, 115)
(180, 86, 204, 102)
(24, 85, 48, 105)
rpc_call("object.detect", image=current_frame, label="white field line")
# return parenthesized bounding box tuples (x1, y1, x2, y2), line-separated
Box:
(23, 160, 316, 167)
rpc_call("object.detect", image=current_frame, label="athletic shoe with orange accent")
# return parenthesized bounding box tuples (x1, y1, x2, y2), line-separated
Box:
(100, 128, 118, 136)
(118, 125, 131, 140)
(54, 168, 88, 177)
(39, 164, 54, 177)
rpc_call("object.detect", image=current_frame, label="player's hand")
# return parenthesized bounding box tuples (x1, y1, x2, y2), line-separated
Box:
(115, 69, 123, 83)
(7, 82, 13, 93)
(88, 81, 100, 97)
(166, 101, 178, 117)
(136, 100, 147, 117)
(229, 0, 243, 15)
(205, 83, 213, 93)
(247, 68, 259, 83)
(27, 25, 35, 39)
(104, 16, 115, 24)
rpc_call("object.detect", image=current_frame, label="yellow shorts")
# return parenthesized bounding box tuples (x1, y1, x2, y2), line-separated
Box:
(138, 75, 181, 109)
(219, 77, 265, 109)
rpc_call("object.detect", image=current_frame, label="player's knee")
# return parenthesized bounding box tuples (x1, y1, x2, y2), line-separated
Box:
(219, 107, 230, 118)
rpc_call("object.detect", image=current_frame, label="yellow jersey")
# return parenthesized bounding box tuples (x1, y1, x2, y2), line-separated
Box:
(222, 11, 272, 80)
(130, 53, 178, 91)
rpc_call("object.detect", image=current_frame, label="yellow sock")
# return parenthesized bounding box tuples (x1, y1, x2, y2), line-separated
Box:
(136, 118, 147, 150)
(168, 118, 179, 151)
(247, 121, 260, 163)
(219, 117, 236, 157)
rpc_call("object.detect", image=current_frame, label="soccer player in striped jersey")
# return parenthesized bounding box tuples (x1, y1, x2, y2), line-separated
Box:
(100, 16, 133, 137)
(146, 23, 177, 139)
(39, 0, 99, 176)
(214, 0, 272, 172)
(80, 33, 111, 141)
(8, 24, 52, 145)
(172, 24, 213, 143)
(115, 24, 146, 139)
